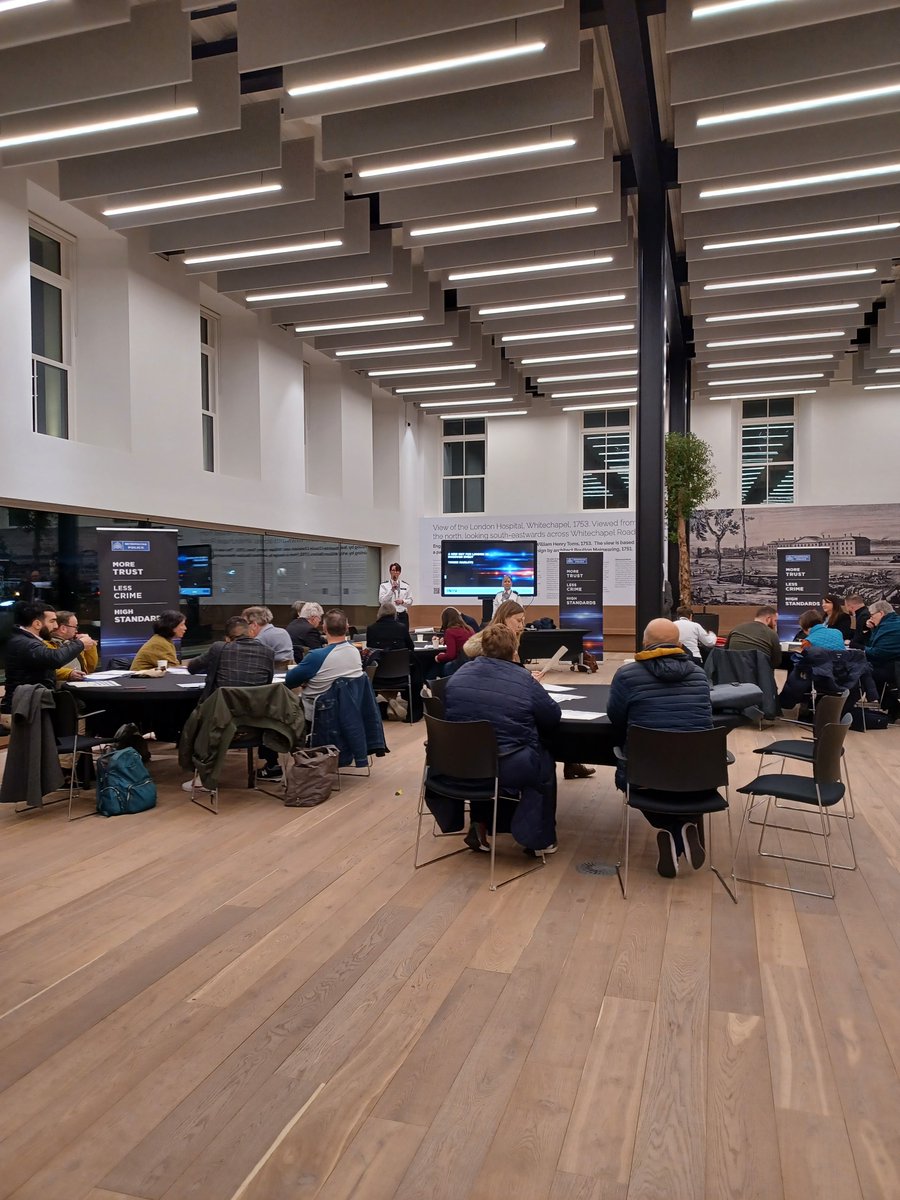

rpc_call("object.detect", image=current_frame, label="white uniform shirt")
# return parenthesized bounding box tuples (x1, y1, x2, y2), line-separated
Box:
(378, 578, 413, 613)
(492, 588, 520, 613)
(674, 618, 717, 660)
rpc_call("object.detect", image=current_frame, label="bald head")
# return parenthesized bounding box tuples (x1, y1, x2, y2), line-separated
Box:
(643, 618, 681, 649)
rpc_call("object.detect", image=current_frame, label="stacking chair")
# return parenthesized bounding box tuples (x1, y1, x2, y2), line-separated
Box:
(415, 714, 546, 892)
(616, 725, 737, 902)
(734, 720, 854, 900)
(51, 689, 111, 820)
(372, 648, 415, 722)
(422, 675, 448, 719)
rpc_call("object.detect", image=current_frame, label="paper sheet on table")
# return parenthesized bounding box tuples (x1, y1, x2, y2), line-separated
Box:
(543, 684, 575, 693)
(551, 695, 587, 702)
(69, 679, 120, 687)
(177, 681, 206, 689)
(167, 666, 190, 674)
(532, 646, 569, 673)
(90, 670, 129, 679)
(560, 708, 605, 720)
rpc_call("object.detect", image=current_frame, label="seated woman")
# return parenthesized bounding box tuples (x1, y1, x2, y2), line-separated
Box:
(365, 601, 414, 653)
(432, 607, 473, 677)
(445, 623, 561, 854)
(779, 607, 870, 709)
(131, 609, 186, 670)
(822, 594, 852, 641)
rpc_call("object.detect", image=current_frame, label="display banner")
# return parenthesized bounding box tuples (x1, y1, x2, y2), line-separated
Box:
(97, 528, 179, 666)
(559, 551, 604, 658)
(776, 547, 830, 640)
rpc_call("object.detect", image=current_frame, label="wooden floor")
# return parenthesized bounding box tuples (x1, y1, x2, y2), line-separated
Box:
(1, 661, 900, 1200)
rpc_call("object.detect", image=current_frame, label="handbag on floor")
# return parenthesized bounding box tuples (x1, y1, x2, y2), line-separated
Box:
(284, 744, 340, 807)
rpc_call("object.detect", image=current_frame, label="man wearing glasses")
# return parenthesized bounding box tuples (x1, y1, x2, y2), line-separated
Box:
(46, 610, 99, 682)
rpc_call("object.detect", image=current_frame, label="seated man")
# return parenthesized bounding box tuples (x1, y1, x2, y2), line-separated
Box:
(284, 608, 363, 720)
(674, 605, 717, 662)
(725, 605, 782, 669)
(607, 617, 713, 878)
(186, 615, 280, 780)
(865, 600, 900, 718)
(366, 601, 414, 652)
(1, 602, 94, 713)
(45, 610, 98, 681)
(286, 600, 325, 658)
(242, 606, 294, 667)
(846, 594, 871, 650)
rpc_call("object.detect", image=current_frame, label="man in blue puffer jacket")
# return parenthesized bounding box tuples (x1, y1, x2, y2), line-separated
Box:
(608, 617, 714, 878)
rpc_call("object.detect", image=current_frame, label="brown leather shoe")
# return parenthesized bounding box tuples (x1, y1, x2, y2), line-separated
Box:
(563, 762, 596, 779)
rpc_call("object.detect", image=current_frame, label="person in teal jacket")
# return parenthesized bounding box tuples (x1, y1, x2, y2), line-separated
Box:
(865, 602, 900, 719)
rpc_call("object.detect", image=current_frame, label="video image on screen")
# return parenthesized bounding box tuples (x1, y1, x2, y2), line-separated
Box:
(441, 539, 537, 597)
(178, 544, 213, 597)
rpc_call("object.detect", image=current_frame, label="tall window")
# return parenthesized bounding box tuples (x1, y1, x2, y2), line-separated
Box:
(200, 311, 218, 472)
(30, 222, 73, 439)
(442, 417, 485, 513)
(741, 398, 794, 504)
(582, 408, 631, 509)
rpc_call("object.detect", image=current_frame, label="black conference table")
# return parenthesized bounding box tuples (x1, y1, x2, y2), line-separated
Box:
(64, 672, 208, 741)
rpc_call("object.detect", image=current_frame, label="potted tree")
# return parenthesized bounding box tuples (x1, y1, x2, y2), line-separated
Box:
(665, 431, 718, 608)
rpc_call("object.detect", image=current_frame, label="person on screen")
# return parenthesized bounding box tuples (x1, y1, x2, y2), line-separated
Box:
(131, 609, 186, 670)
(378, 562, 413, 628)
(492, 574, 520, 613)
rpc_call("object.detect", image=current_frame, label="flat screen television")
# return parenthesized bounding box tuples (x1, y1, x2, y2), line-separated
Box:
(178, 544, 213, 597)
(441, 539, 537, 597)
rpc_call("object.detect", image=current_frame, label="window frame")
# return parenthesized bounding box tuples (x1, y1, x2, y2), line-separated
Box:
(739, 397, 796, 506)
(200, 309, 219, 473)
(29, 216, 75, 440)
(581, 407, 633, 511)
(441, 417, 486, 514)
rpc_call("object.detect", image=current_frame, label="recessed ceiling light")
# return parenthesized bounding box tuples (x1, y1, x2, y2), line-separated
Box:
(103, 180, 280, 217)
(693, 0, 797, 17)
(367, 363, 477, 378)
(697, 82, 900, 127)
(294, 314, 425, 333)
(704, 330, 846, 348)
(702, 221, 900, 252)
(520, 348, 638, 365)
(247, 280, 387, 303)
(703, 267, 876, 291)
(335, 339, 453, 357)
(183, 237, 343, 266)
(479, 293, 627, 317)
(288, 40, 546, 96)
(561, 400, 638, 412)
(1, 104, 198, 150)
(536, 369, 638, 383)
(409, 204, 599, 238)
(863, 383, 900, 390)
(397, 381, 498, 394)
(707, 354, 835, 368)
(0, 0, 55, 10)
(420, 397, 514, 408)
(874, 367, 900, 374)
(439, 409, 527, 418)
(705, 303, 860, 324)
(712, 389, 818, 400)
(700, 162, 900, 199)
(549, 386, 638, 399)
(359, 137, 575, 179)
(448, 254, 613, 283)
(709, 373, 825, 386)
(502, 323, 635, 343)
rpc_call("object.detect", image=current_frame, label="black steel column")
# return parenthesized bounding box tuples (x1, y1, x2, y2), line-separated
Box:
(667, 352, 689, 608)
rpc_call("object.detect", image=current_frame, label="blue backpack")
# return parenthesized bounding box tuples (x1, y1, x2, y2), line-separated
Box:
(96, 747, 157, 817)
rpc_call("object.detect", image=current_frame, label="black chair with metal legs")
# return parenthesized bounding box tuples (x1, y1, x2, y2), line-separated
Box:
(733, 720, 855, 901)
(415, 714, 546, 892)
(421, 675, 448, 719)
(372, 648, 415, 722)
(52, 689, 110, 821)
(616, 725, 737, 902)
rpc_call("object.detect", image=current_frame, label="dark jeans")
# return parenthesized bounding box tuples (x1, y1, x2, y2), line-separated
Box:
(641, 810, 702, 857)
(872, 662, 899, 715)
(259, 745, 279, 769)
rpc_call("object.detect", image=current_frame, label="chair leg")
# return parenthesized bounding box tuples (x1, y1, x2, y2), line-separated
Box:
(616, 795, 630, 898)
(488, 786, 546, 891)
(709, 801, 738, 903)
(189, 778, 219, 814)
(413, 783, 469, 870)
(67, 742, 97, 822)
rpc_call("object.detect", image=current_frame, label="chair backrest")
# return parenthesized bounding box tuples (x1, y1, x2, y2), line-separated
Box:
(108, 657, 133, 670)
(422, 694, 444, 719)
(424, 714, 497, 779)
(429, 675, 449, 705)
(364, 662, 378, 685)
(813, 720, 849, 784)
(626, 725, 730, 792)
(51, 688, 81, 739)
(693, 612, 720, 635)
(374, 648, 411, 680)
(812, 690, 848, 735)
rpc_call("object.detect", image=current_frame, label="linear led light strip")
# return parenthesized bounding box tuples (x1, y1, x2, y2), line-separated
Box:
(521, 348, 638, 365)
(335, 339, 452, 357)
(864, 383, 900, 390)
(503, 322, 635, 343)
(359, 137, 574, 179)
(289, 40, 546, 96)
(704, 330, 846, 348)
(294, 314, 424, 333)
(184, 237, 343, 266)
(697, 82, 900, 128)
(875, 367, 900, 374)
(713, 389, 817, 400)
(0, 0, 54, 10)
(104, 181, 280, 217)
(449, 254, 612, 283)
(700, 162, 900, 200)
(892, 348, 900, 355)
(439, 410, 527, 419)
(709, 373, 825, 386)
(0, 105, 197, 151)
(703, 267, 876, 291)
(397, 381, 497, 395)
(707, 354, 834, 368)
(550, 386, 638, 399)
(421, 396, 514, 408)
(702, 221, 900, 252)
(247, 280, 387, 304)
(693, 0, 792, 17)
(410, 204, 598, 238)
(536, 369, 638, 383)
(704, 303, 859, 324)
(479, 293, 627, 317)
(561, 400, 638, 412)
(367, 363, 477, 378)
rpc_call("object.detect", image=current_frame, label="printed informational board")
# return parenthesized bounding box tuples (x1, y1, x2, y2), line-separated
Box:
(776, 547, 830, 640)
(97, 528, 179, 666)
(559, 551, 604, 658)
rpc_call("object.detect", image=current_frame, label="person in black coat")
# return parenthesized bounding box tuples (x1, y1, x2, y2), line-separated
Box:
(365, 601, 414, 652)
(1, 602, 94, 713)
(822, 594, 852, 642)
(607, 617, 714, 879)
(285, 601, 326, 658)
(846, 594, 871, 650)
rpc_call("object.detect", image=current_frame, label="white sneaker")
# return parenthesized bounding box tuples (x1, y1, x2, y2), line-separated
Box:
(181, 777, 210, 794)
